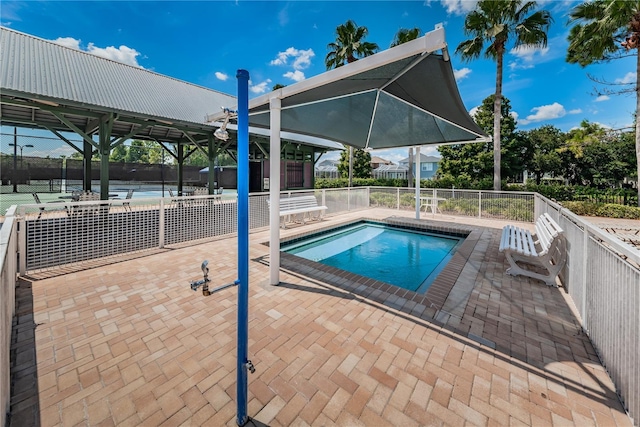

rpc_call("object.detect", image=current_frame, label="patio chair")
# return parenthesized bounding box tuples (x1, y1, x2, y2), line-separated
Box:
(68, 191, 101, 216)
(32, 193, 45, 219)
(123, 189, 134, 210)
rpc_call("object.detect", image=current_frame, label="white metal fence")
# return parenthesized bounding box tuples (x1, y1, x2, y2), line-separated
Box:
(0, 207, 17, 427)
(2, 187, 639, 424)
(368, 187, 535, 222)
(536, 195, 640, 424)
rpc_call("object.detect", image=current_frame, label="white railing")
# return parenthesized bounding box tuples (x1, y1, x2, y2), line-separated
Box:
(0, 206, 17, 427)
(15, 188, 373, 275)
(369, 187, 536, 222)
(536, 195, 640, 424)
(3, 187, 638, 424)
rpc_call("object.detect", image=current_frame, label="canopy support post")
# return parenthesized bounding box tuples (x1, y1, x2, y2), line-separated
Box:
(269, 96, 282, 286)
(415, 146, 421, 219)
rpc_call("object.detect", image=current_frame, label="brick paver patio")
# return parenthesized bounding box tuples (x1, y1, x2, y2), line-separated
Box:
(9, 209, 632, 426)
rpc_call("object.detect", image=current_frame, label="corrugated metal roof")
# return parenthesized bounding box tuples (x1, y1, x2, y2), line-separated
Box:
(0, 26, 236, 126)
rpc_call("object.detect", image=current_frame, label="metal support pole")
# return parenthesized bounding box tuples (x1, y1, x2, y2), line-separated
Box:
(415, 146, 421, 219)
(207, 135, 216, 195)
(12, 128, 17, 193)
(177, 144, 184, 196)
(348, 146, 353, 188)
(83, 140, 92, 191)
(99, 121, 111, 200)
(236, 69, 250, 427)
(269, 97, 281, 286)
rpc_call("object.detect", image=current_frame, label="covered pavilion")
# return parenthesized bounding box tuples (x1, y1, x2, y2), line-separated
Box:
(204, 24, 489, 286)
(0, 26, 342, 198)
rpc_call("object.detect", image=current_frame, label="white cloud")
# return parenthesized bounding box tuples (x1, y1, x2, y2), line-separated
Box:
(519, 102, 567, 125)
(454, 67, 471, 81)
(429, 0, 478, 15)
(271, 47, 314, 83)
(510, 111, 519, 122)
(51, 36, 141, 67)
(508, 45, 550, 70)
(283, 70, 305, 82)
(250, 79, 272, 94)
(469, 106, 479, 118)
(270, 47, 315, 70)
(215, 72, 229, 81)
(52, 37, 81, 50)
(86, 43, 141, 67)
(518, 103, 580, 125)
(595, 95, 610, 102)
(615, 72, 636, 84)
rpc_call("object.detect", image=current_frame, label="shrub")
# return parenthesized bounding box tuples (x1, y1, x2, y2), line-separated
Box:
(370, 191, 397, 208)
(595, 203, 640, 219)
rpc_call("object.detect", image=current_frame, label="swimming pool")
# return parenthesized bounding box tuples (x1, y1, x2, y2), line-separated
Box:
(281, 221, 463, 293)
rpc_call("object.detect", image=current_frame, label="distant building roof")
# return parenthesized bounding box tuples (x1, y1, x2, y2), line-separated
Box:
(374, 164, 408, 172)
(318, 159, 339, 167)
(370, 156, 393, 165)
(399, 154, 441, 163)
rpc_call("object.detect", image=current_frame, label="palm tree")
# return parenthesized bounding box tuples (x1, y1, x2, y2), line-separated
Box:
(391, 27, 421, 48)
(567, 1, 640, 206)
(391, 27, 422, 188)
(326, 20, 379, 185)
(456, 1, 552, 191)
(325, 20, 379, 69)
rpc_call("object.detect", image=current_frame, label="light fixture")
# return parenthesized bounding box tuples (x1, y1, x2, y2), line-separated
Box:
(214, 107, 238, 141)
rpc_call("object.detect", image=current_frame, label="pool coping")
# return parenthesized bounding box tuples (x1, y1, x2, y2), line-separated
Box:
(267, 215, 482, 322)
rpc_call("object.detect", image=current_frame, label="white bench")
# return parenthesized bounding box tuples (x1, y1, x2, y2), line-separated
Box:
(498, 213, 567, 287)
(267, 196, 328, 228)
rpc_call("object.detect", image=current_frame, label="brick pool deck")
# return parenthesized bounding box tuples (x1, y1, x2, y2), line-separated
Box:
(9, 209, 632, 426)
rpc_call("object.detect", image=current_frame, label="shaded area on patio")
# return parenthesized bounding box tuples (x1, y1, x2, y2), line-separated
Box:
(9, 210, 631, 426)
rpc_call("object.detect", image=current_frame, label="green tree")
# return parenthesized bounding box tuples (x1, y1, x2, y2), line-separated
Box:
(325, 20, 378, 185)
(456, 0, 552, 191)
(337, 148, 371, 179)
(567, 0, 640, 204)
(390, 27, 421, 187)
(184, 146, 208, 167)
(561, 121, 637, 187)
(438, 95, 522, 183)
(325, 20, 379, 69)
(390, 27, 421, 47)
(520, 125, 564, 185)
(110, 143, 128, 162)
(125, 140, 150, 163)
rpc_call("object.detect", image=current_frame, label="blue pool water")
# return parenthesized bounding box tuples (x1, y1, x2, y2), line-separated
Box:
(281, 222, 462, 293)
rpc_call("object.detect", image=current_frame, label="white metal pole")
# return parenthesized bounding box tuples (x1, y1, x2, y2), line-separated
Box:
(269, 97, 281, 285)
(415, 146, 421, 219)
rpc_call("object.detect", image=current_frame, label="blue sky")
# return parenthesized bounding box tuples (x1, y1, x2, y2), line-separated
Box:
(1, 0, 636, 163)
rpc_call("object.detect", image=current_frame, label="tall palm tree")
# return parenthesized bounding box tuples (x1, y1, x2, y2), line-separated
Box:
(391, 27, 421, 48)
(567, 1, 640, 206)
(391, 27, 422, 188)
(456, 1, 552, 191)
(326, 20, 379, 185)
(325, 20, 379, 69)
